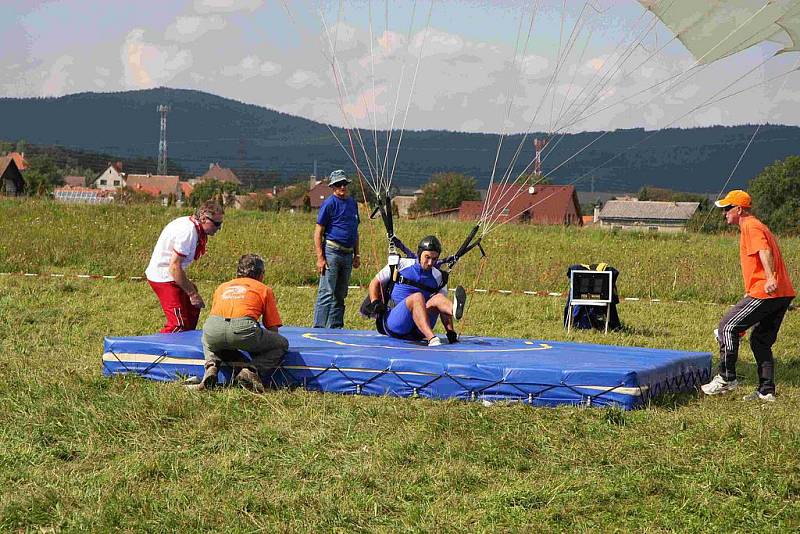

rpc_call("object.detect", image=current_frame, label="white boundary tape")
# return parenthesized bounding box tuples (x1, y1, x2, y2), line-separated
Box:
(0, 270, 768, 308)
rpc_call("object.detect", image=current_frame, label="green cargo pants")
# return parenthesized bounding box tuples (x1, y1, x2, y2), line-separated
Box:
(202, 315, 289, 372)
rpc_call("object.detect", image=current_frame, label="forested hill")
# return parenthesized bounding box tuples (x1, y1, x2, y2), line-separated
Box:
(1, 87, 798, 192)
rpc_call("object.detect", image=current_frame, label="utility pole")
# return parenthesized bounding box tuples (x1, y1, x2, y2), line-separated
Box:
(157, 105, 170, 175)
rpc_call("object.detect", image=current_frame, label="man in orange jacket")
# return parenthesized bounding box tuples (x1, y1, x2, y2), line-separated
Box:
(701, 190, 795, 401)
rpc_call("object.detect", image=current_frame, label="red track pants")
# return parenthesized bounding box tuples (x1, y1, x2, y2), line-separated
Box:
(148, 280, 201, 333)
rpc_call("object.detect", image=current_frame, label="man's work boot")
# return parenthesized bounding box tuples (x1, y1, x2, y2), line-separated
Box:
(234, 368, 265, 393)
(187, 363, 218, 391)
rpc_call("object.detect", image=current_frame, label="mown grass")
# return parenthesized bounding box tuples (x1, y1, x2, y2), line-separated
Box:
(1, 198, 799, 531)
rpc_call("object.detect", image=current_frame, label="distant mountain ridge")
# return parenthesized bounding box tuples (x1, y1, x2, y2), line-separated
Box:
(1, 87, 799, 192)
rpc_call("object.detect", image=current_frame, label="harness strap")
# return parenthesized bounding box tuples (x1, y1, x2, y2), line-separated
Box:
(395, 274, 444, 294)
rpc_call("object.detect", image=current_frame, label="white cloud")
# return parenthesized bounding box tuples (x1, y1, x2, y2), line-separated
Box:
(693, 106, 724, 126)
(165, 16, 226, 43)
(193, 0, 262, 14)
(42, 55, 74, 96)
(519, 54, 549, 77)
(122, 29, 192, 89)
(324, 22, 362, 53)
(412, 28, 464, 57)
(221, 55, 281, 80)
(342, 86, 388, 121)
(287, 69, 324, 89)
(459, 118, 485, 131)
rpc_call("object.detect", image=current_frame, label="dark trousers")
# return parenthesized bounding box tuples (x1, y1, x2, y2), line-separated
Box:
(717, 296, 793, 394)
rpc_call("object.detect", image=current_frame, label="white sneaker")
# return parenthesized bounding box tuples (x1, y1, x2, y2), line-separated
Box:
(701, 374, 738, 395)
(742, 390, 776, 402)
(426, 336, 442, 347)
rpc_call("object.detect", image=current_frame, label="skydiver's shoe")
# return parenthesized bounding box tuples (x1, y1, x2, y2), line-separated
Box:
(426, 336, 442, 347)
(453, 285, 466, 321)
(234, 368, 265, 393)
(741, 390, 776, 402)
(700, 374, 738, 396)
(186, 364, 218, 391)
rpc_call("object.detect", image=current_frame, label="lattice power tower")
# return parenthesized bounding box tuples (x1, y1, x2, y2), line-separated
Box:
(157, 105, 170, 175)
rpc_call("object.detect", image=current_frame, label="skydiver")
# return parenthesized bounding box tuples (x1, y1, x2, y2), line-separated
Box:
(364, 235, 466, 346)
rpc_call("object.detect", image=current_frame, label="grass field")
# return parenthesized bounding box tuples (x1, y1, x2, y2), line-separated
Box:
(1, 199, 799, 531)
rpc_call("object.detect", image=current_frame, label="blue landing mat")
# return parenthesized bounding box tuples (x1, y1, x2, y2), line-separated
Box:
(102, 327, 711, 409)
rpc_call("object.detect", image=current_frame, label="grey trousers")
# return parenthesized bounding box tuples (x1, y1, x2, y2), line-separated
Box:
(202, 315, 289, 371)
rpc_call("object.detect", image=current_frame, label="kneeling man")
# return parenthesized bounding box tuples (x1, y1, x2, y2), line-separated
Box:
(366, 235, 465, 347)
(191, 254, 289, 392)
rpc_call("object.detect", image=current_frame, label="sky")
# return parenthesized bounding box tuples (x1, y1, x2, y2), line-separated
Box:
(3, 0, 800, 134)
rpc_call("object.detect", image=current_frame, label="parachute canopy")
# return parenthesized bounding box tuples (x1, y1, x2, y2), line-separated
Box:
(639, 0, 800, 64)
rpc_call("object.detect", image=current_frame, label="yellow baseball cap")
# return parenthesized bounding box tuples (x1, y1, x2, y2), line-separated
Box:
(715, 189, 751, 209)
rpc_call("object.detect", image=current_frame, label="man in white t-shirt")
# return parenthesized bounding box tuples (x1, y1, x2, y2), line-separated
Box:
(146, 200, 224, 332)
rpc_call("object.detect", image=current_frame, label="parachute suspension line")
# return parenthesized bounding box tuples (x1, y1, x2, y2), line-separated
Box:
(478, 1, 527, 225)
(482, 0, 652, 234)
(387, 0, 435, 191)
(549, 0, 569, 133)
(481, 1, 589, 233)
(348, 128, 383, 269)
(480, 0, 544, 226)
(552, 24, 596, 135)
(702, 62, 800, 110)
(487, 57, 780, 238)
(701, 52, 800, 230)
(540, 3, 677, 136)
(483, 55, 784, 237)
(524, 2, 779, 208)
(319, 8, 382, 191)
(539, 2, 790, 187)
(366, 0, 385, 195)
(556, 12, 664, 133)
(627, 4, 775, 125)
(698, 124, 763, 230)
(324, 124, 379, 197)
(379, 0, 420, 197)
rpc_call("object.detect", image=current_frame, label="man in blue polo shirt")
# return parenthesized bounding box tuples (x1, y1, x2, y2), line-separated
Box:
(313, 170, 361, 328)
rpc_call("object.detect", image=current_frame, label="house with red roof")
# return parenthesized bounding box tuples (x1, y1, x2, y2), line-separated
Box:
(5, 152, 27, 172)
(459, 184, 582, 226)
(62, 175, 87, 188)
(292, 180, 333, 209)
(196, 163, 241, 185)
(179, 181, 194, 199)
(0, 156, 25, 196)
(125, 173, 181, 200)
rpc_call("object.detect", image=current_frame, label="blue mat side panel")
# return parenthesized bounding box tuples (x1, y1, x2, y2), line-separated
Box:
(102, 327, 712, 409)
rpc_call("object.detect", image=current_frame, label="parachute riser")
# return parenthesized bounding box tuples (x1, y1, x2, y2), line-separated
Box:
(442, 224, 486, 271)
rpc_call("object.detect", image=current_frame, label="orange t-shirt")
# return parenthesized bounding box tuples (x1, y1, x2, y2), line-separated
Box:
(209, 277, 283, 328)
(739, 217, 795, 299)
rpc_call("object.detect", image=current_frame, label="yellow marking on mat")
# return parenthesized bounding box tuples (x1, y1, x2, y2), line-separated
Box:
(301, 332, 552, 352)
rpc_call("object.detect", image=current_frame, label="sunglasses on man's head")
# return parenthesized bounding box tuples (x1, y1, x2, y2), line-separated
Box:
(723, 205, 736, 212)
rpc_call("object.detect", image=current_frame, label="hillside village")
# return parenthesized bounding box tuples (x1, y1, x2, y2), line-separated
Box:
(0, 147, 708, 232)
